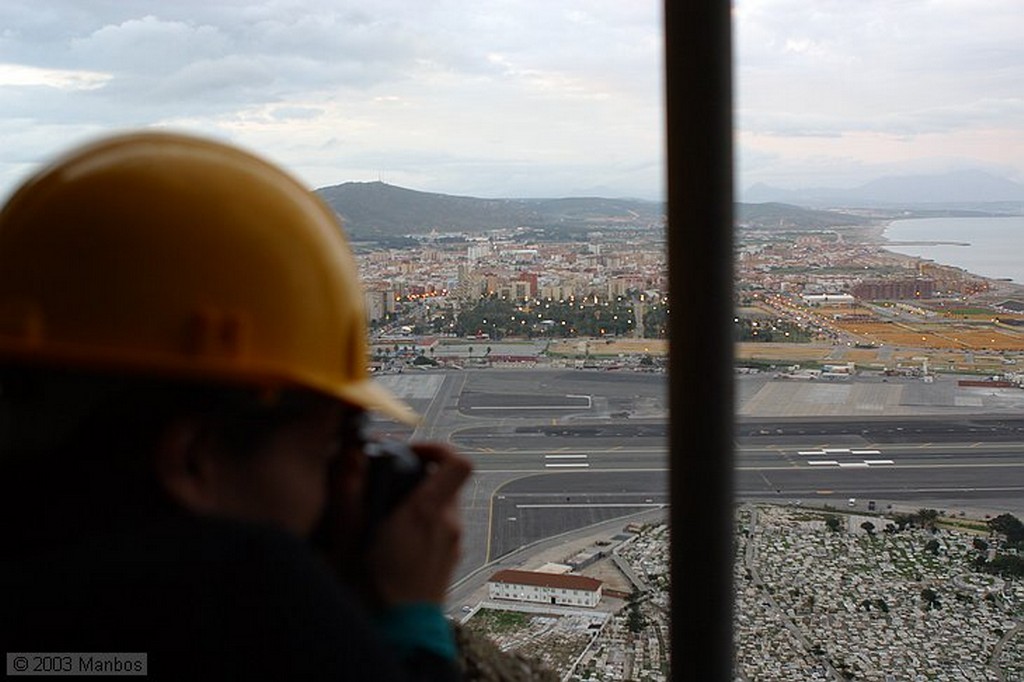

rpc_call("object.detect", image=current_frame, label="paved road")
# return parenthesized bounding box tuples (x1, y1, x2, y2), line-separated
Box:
(373, 370, 1024, 580)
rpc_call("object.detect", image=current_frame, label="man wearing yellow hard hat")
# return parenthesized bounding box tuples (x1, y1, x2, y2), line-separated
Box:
(0, 132, 471, 680)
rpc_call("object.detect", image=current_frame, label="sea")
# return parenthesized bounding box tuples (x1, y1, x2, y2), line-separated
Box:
(883, 216, 1024, 285)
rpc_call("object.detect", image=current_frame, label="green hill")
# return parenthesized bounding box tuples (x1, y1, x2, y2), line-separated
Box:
(315, 181, 664, 238)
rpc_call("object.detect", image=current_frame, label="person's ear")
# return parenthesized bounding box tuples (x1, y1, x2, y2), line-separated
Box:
(153, 419, 221, 514)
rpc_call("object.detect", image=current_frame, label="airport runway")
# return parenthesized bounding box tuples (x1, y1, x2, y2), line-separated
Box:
(464, 436, 1024, 560)
(370, 369, 1024, 579)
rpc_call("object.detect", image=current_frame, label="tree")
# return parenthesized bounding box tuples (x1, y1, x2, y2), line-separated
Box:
(973, 538, 989, 552)
(891, 514, 912, 531)
(860, 521, 876, 536)
(924, 539, 940, 555)
(625, 590, 646, 633)
(916, 508, 939, 530)
(642, 304, 668, 339)
(825, 515, 842, 532)
(982, 554, 1024, 579)
(451, 295, 636, 340)
(988, 513, 1024, 546)
(626, 604, 646, 633)
(920, 588, 941, 610)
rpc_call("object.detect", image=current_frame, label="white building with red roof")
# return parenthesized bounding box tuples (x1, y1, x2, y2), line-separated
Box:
(487, 569, 603, 608)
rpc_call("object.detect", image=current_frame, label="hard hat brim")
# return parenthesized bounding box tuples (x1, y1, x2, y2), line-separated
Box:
(0, 131, 421, 426)
(334, 379, 421, 426)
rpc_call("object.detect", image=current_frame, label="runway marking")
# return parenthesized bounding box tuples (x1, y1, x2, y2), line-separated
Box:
(565, 394, 593, 408)
(469, 394, 593, 411)
(798, 447, 884, 457)
(544, 463, 590, 468)
(501, 491, 667, 499)
(738, 462, 1024, 471)
(750, 486, 1024, 496)
(805, 459, 894, 468)
(463, 447, 665, 455)
(470, 405, 586, 410)
(737, 443, 1023, 453)
(879, 486, 1024, 493)
(512, 499, 663, 503)
(545, 454, 588, 459)
(475, 461, 1024, 475)
(478, 468, 670, 473)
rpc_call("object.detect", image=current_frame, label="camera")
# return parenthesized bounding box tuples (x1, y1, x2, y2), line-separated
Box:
(361, 440, 425, 544)
(310, 439, 425, 554)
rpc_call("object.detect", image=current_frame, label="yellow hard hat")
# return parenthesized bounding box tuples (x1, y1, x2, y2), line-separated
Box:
(0, 131, 417, 424)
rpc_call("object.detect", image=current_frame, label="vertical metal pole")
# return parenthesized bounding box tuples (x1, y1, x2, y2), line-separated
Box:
(665, 1, 735, 680)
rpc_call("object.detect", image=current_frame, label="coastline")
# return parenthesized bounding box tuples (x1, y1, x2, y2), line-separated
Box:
(736, 217, 1024, 375)
(868, 219, 1024, 302)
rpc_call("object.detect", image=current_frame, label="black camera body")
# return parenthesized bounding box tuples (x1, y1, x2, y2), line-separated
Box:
(310, 438, 425, 554)
(361, 440, 425, 544)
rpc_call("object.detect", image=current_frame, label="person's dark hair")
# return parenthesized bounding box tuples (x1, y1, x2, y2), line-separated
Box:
(0, 365, 338, 547)
(1, 365, 337, 457)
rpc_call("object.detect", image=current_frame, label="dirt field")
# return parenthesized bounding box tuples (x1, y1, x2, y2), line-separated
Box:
(833, 319, 1024, 351)
(734, 343, 835, 363)
(841, 349, 884, 363)
(547, 338, 668, 356)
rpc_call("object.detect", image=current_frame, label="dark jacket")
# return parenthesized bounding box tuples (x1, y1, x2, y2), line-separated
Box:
(2, 504, 460, 681)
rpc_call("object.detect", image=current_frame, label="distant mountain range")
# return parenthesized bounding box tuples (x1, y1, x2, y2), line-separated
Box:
(735, 203, 872, 230)
(315, 181, 664, 238)
(744, 169, 1024, 208)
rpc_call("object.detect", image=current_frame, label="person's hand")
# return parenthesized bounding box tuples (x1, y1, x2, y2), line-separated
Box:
(364, 443, 472, 606)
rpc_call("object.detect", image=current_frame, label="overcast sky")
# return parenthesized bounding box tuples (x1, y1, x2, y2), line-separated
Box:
(736, 0, 1024, 193)
(1, 1, 1021, 202)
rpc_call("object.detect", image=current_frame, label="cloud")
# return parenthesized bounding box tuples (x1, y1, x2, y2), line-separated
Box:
(5, 1, 1020, 199)
(0, 63, 110, 89)
(735, 0, 1024, 188)
(69, 15, 228, 72)
(0, 1, 665, 201)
